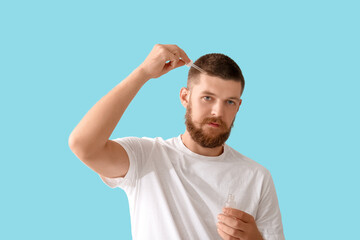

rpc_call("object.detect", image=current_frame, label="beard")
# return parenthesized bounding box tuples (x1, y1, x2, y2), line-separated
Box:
(185, 103, 235, 148)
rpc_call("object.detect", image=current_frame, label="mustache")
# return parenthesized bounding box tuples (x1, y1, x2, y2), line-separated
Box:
(201, 117, 227, 128)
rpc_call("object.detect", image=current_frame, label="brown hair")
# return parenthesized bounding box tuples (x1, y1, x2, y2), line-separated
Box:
(187, 53, 245, 95)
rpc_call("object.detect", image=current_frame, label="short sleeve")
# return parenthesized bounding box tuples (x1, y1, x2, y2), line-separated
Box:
(256, 170, 285, 240)
(99, 137, 154, 191)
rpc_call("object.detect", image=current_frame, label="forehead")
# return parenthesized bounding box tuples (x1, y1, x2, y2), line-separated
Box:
(191, 74, 242, 98)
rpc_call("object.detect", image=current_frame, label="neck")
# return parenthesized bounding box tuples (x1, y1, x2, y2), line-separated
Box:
(181, 131, 224, 157)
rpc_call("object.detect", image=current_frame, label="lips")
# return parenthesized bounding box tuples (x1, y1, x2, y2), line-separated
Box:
(208, 122, 220, 127)
(203, 118, 225, 128)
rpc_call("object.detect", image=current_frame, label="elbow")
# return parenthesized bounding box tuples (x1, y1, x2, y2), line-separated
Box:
(68, 134, 78, 154)
(68, 133, 76, 152)
(68, 134, 87, 158)
(68, 133, 101, 160)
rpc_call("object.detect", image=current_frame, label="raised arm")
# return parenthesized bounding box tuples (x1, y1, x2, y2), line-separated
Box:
(68, 44, 190, 178)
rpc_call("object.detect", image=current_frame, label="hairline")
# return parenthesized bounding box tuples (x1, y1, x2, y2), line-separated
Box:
(187, 74, 244, 96)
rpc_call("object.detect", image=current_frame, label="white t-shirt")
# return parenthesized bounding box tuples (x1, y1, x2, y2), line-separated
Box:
(100, 135, 285, 240)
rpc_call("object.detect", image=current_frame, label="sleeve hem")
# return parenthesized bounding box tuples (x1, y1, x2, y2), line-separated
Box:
(98, 138, 138, 190)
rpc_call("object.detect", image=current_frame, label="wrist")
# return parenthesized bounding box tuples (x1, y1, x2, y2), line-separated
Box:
(132, 66, 151, 85)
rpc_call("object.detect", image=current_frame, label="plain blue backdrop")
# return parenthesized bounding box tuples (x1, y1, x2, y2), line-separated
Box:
(1, 0, 359, 239)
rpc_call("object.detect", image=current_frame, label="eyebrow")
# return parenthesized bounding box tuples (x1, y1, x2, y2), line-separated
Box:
(200, 91, 241, 102)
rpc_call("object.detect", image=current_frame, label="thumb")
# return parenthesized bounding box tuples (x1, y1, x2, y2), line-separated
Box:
(173, 59, 186, 69)
(162, 59, 186, 74)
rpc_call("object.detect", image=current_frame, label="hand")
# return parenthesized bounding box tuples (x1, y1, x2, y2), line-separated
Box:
(137, 44, 191, 79)
(217, 207, 263, 240)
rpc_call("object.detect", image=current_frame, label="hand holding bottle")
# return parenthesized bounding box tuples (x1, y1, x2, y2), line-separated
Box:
(217, 194, 263, 240)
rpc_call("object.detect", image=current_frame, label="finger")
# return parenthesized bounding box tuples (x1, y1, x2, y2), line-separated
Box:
(218, 214, 246, 231)
(171, 56, 186, 69)
(170, 53, 180, 68)
(217, 222, 245, 239)
(163, 57, 177, 69)
(161, 46, 186, 71)
(162, 58, 182, 74)
(163, 61, 174, 73)
(165, 44, 191, 64)
(217, 224, 242, 240)
(162, 49, 178, 66)
(223, 208, 255, 223)
(178, 48, 191, 64)
(174, 59, 186, 68)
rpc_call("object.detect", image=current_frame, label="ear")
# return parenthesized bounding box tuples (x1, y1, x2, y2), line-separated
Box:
(180, 87, 190, 108)
(236, 99, 242, 112)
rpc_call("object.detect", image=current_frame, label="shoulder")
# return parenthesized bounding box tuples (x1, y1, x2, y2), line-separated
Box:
(226, 145, 271, 178)
(112, 136, 160, 144)
(111, 136, 174, 150)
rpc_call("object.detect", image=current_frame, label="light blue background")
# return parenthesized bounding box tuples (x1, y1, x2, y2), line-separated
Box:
(1, 0, 359, 239)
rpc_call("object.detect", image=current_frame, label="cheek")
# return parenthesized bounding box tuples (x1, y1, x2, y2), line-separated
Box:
(196, 101, 212, 114)
(227, 113, 237, 125)
(195, 109, 210, 121)
(191, 101, 206, 114)
(190, 108, 207, 124)
(191, 112, 203, 123)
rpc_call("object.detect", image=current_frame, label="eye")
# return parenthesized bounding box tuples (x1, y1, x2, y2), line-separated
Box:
(203, 96, 212, 101)
(227, 100, 235, 105)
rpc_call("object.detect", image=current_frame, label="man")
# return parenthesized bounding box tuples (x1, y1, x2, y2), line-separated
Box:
(69, 44, 285, 240)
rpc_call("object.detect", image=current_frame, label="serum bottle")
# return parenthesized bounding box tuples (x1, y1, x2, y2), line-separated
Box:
(224, 194, 236, 208)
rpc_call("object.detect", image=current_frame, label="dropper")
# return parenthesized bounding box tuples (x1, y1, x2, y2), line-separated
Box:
(185, 60, 206, 74)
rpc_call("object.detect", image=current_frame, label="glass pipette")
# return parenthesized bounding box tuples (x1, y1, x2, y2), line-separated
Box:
(185, 60, 206, 74)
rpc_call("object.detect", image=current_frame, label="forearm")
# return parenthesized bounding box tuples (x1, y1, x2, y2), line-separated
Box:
(69, 44, 190, 158)
(69, 67, 150, 158)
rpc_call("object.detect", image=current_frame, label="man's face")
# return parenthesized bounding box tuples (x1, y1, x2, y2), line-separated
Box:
(184, 74, 242, 148)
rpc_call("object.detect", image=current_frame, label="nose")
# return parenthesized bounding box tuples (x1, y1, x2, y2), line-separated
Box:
(211, 101, 225, 118)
